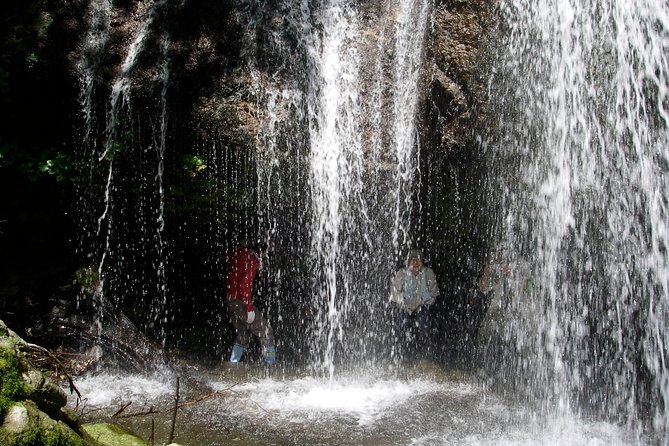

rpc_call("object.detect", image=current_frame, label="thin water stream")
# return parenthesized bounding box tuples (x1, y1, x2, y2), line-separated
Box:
(250, 0, 430, 379)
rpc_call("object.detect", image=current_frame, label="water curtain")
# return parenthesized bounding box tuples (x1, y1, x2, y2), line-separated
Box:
(76, 0, 173, 338)
(483, 0, 669, 435)
(253, 0, 430, 376)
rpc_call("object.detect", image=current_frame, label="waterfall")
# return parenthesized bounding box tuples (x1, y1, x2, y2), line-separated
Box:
(303, 1, 364, 377)
(74, 0, 174, 343)
(391, 0, 431, 252)
(75, 0, 112, 323)
(99, 0, 169, 162)
(482, 0, 669, 437)
(60, 0, 669, 442)
(251, 0, 431, 376)
(72, 0, 432, 369)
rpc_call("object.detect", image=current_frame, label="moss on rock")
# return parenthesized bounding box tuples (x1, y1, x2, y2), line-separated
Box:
(0, 343, 31, 418)
(0, 319, 105, 445)
(0, 400, 86, 446)
(81, 423, 148, 446)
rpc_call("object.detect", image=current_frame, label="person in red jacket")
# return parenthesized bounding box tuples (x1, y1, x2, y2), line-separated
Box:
(226, 241, 276, 364)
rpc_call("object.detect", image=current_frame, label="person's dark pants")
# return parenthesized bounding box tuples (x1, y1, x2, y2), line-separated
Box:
(226, 298, 274, 348)
(394, 305, 432, 356)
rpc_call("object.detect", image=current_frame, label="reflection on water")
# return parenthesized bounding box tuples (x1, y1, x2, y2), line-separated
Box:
(68, 362, 644, 446)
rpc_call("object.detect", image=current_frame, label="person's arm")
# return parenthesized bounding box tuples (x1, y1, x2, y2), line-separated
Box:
(422, 268, 438, 305)
(389, 269, 405, 303)
(427, 268, 439, 296)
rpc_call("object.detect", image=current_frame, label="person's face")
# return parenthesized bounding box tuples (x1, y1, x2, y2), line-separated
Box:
(409, 257, 423, 272)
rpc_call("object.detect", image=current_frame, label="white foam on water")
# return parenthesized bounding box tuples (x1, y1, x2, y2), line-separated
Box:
(67, 369, 647, 444)
(211, 375, 474, 426)
(70, 371, 175, 407)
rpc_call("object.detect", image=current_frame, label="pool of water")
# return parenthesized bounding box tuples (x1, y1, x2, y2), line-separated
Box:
(67, 361, 645, 446)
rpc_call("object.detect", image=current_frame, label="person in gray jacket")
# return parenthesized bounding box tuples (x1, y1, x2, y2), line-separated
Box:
(389, 248, 440, 348)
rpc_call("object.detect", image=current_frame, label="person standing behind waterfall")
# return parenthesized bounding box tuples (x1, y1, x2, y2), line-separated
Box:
(389, 249, 440, 350)
(225, 240, 276, 364)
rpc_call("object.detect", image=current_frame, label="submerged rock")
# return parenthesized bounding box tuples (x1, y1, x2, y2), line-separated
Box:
(81, 423, 148, 446)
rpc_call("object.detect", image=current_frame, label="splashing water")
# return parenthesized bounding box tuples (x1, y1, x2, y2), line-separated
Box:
(303, 0, 364, 377)
(69, 367, 643, 445)
(66, 2, 666, 441)
(155, 30, 171, 344)
(75, 0, 431, 372)
(481, 0, 669, 438)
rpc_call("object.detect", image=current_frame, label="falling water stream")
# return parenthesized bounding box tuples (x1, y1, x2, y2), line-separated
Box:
(481, 0, 669, 441)
(76, 0, 175, 336)
(259, 0, 429, 376)
(66, 0, 667, 444)
(249, 0, 428, 374)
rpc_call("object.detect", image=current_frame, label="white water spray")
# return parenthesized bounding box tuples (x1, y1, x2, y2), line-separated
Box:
(99, 0, 168, 161)
(155, 31, 171, 344)
(305, 0, 364, 377)
(391, 0, 431, 252)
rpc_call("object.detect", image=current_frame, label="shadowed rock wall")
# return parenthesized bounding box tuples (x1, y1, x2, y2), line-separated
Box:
(415, 0, 496, 353)
(0, 0, 497, 359)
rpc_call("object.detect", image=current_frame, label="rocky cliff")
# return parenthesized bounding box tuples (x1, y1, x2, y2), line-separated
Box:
(1, 0, 496, 356)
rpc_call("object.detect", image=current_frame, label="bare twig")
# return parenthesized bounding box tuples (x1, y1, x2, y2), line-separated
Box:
(168, 377, 180, 444)
(227, 387, 270, 414)
(22, 342, 82, 402)
(116, 407, 160, 418)
(115, 382, 269, 420)
(149, 418, 155, 446)
(112, 401, 132, 417)
(176, 384, 238, 408)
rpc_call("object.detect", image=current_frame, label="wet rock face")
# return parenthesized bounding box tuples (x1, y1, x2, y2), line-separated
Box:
(21, 368, 69, 416)
(415, 0, 496, 290)
(424, 0, 495, 154)
(1, 318, 169, 445)
(0, 321, 63, 414)
(0, 400, 86, 446)
(70, 0, 494, 152)
(81, 423, 149, 446)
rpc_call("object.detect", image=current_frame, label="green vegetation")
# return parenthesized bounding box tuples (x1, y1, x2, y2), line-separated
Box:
(182, 154, 208, 177)
(0, 324, 89, 446)
(0, 422, 85, 446)
(0, 144, 79, 182)
(0, 344, 30, 418)
(73, 266, 99, 292)
(0, 427, 40, 446)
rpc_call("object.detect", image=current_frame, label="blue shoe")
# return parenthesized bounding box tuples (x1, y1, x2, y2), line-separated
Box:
(230, 343, 245, 362)
(262, 345, 276, 364)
